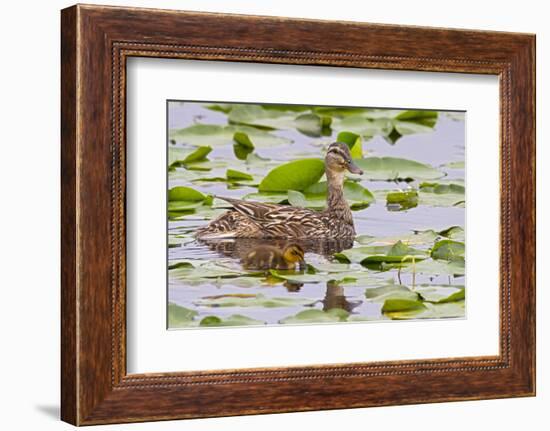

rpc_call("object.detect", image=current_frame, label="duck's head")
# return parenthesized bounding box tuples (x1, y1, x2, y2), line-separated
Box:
(325, 142, 364, 175)
(282, 244, 306, 269)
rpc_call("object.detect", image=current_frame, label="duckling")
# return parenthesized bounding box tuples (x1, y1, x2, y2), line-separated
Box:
(242, 244, 305, 271)
(195, 142, 363, 239)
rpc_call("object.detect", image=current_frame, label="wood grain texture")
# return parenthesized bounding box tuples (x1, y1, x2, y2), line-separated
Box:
(60, 4, 536, 425)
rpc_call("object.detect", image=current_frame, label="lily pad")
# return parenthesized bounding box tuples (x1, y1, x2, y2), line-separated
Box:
(259, 159, 325, 192)
(228, 104, 299, 130)
(337, 131, 363, 158)
(384, 301, 465, 320)
(269, 269, 358, 284)
(168, 186, 207, 202)
(199, 314, 265, 327)
(226, 169, 254, 182)
(386, 189, 419, 210)
(356, 230, 439, 248)
(193, 293, 317, 308)
(280, 308, 349, 324)
(419, 181, 465, 207)
(243, 192, 288, 204)
(402, 258, 465, 276)
(168, 303, 198, 328)
(168, 145, 212, 168)
(431, 240, 465, 261)
(416, 285, 465, 303)
(355, 157, 445, 181)
(169, 124, 290, 147)
(365, 284, 420, 302)
(439, 226, 465, 241)
(295, 113, 332, 137)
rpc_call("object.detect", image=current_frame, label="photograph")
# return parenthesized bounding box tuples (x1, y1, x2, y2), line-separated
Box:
(167, 101, 466, 328)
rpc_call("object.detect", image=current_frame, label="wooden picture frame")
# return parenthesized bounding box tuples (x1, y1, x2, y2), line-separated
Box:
(61, 4, 536, 425)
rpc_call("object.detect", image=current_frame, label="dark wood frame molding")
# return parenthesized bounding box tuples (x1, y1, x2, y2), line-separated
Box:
(61, 4, 536, 425)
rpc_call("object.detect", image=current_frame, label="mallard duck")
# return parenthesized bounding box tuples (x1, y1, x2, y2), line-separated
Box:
(195, 142, 363, 239)
(241, 244, 305, 270)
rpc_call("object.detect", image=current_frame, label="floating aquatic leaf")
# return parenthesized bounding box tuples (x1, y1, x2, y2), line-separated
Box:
(337, 241, 428, 265)
(402, 258, 465, 276)
(385, 189, 419, 210)
(168, 303, 198, 328)
(280, 308, 349, 324)
(232, 131, 255, 160)
(336, 131, 363, 158)
(365, 284, 420, 303)
(228, 104, 298, 130)
(194, 293, 317, 308)
(168, 186, 207, 202)
(355, 157, 445, 181)
(333, 116, 393, 138)
(356, 230, 439, 247)
(259, 159, 325, 192)
(168, 145, 212, 168)
(431, 240, 465, 261)
(438, 226, 465, 242)
(384, 301, 465, 320)
(292, 181, 374, 210)
(416, 285, 465, 303)
(199, 314, 265, 327)
(243, 192, 288, 204)
(295, 113, 332, 137)
(382, 298, 426, 313)
(226, 169, 254, 182)
(170, 124, 290, 147)
(269, 269, 358, 284)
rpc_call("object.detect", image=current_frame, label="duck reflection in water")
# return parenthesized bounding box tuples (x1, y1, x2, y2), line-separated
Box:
(196, 237, 353, 261)
(322, 280, 361, 313)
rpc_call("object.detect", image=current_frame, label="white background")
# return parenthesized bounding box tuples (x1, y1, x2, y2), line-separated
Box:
(127, 59, 499, 373)
(0, 0, 546, 430)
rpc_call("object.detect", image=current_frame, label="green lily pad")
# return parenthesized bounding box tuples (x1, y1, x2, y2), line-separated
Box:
(169, 260, 258, 280)
(402, 258, 465, 276)
(168, 186, 207, 202)
(333, 116, 393, 138)
(168, 145, 212, 168)
(199, 314, 265, 327)
(295, 113, 332, 137)
(416, 285, 465, 303)
(194, 293, 317, 308)
(226, 169, 254, 182)
(228, 104, 299, 130)
(431, 240, 465, 261)
(269, 269, 358, 284)
(168, 303, 198, 328)
(438, 226, 465, 241)
(294, 181, 374, 209)
(243, 192, 289, 204)
(365, 284, 420, 302)
(382, 298, 426, 313)
(280, 308, 349, 324)
(355, 157, 445, 181)
(418, 181, 465, 207)
(259, 159, 325, 192)
(169, 124, 290, 147)
(337, 131, 363, 158)
(356, 230, 439, 248)
(384, 301, 465, 320)
(386, 189, 419, 210)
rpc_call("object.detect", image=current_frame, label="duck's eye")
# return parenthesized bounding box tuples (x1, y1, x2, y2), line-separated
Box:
(347, 159, 351, 163)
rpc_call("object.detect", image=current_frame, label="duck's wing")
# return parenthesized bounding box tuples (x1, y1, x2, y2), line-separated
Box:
(215, 196, 285, 220)
(216, 196, 326, 237)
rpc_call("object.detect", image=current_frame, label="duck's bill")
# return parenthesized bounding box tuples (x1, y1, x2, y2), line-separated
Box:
(347, 161, 364, 175)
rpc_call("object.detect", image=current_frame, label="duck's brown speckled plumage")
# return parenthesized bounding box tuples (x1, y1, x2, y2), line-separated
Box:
(195, 142, 363, 239)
